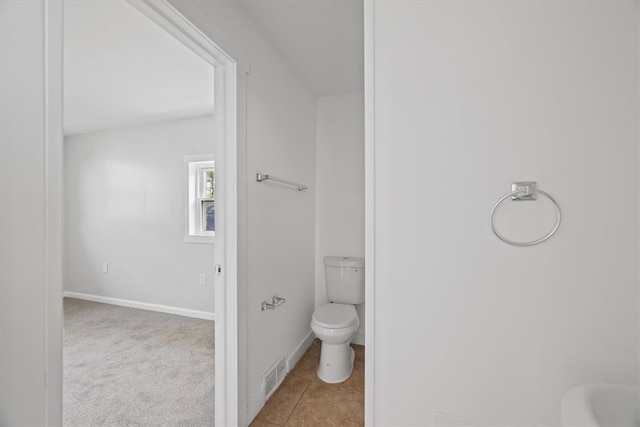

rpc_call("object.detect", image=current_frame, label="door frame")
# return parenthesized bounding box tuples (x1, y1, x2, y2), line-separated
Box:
(48, 1, 239, 424)
(364, 1, 376, 425)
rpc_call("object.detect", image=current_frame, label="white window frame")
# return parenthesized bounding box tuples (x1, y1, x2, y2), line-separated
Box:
(185, 153, 215, 243)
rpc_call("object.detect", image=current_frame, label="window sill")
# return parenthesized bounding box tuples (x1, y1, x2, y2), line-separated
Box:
(184, 234, 215, 244)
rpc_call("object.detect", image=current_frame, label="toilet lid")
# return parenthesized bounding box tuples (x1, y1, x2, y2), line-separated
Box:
(312, 303, 357, 329)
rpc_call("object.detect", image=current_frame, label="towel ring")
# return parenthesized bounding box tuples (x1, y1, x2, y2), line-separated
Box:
(490, 182, 561, 247)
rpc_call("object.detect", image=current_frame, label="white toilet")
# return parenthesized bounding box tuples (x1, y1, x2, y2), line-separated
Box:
(311, 256, 364, 383)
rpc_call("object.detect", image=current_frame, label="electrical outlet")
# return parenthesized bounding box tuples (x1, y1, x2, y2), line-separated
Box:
(103, 262, 108, 273)
(199, 273, 207, 286)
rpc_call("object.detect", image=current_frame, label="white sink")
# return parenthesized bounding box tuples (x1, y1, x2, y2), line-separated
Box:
(561, 383, 640, 427)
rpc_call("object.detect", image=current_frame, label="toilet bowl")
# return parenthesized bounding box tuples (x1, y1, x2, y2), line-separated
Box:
(311, 302, 359, 383)
(312, 256, 364, 383)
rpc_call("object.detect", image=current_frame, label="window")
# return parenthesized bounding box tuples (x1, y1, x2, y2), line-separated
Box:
(185, 154, 215, 243)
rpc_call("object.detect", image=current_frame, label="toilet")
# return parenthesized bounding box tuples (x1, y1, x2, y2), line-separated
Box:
(311, 256, 364, 383)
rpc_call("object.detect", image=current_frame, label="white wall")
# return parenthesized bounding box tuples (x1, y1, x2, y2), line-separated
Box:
(0, 1, 63, 425)
(370, 1, 639, 426)
(316, 92, 365, 343)
(64, 115, 216, 314)
(164, 2, 317, 424)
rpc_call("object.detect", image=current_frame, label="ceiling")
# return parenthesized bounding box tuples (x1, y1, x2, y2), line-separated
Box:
(239, 0, 364, 96)
(63, 0, 363, 135)
(64, 0, 215, 136)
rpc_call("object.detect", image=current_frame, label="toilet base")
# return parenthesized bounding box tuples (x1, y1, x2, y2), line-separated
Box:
(317, 342, 355, 383)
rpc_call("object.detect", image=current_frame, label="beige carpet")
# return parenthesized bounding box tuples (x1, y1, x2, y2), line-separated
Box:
(63, 298, 215, 427)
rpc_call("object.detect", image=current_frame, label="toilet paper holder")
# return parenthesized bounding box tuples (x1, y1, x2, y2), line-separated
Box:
(261, 295, 286, 311)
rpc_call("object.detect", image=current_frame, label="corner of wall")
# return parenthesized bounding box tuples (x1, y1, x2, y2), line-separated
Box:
(246, 330, 315, 425)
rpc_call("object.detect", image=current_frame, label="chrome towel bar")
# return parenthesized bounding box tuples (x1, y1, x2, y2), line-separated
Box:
(256, 173, 308, 191)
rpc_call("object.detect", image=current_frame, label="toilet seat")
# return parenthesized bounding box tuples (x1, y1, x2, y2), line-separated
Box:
(312, 303, 357, 329)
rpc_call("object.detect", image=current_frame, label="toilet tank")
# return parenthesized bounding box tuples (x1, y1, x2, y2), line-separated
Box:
(324, 256, 365, 304)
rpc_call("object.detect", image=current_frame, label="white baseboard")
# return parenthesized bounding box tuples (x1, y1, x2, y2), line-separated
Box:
(246, 330, 315, 425)
(352, 331, 365, 346)
(63, 291, 216, 321)
(287, 330, 315, 373)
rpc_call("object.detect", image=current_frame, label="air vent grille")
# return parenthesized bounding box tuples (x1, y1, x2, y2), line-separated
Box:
(263, 354, 287, 400)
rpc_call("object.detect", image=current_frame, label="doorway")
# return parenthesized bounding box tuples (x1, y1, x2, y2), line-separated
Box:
(60, 0, 238, 424)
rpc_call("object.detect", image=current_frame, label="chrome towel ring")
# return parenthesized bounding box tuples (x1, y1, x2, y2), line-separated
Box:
(490, 182, 561, 247)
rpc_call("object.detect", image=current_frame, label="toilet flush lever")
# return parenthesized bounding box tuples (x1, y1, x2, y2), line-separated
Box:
(261, 295, 286, 311)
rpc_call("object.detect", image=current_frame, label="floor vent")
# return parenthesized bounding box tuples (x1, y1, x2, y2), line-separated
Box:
(264, 355, 287, 400)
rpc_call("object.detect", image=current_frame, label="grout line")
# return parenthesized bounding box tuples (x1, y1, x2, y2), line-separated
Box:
(282, 379, 312, 426)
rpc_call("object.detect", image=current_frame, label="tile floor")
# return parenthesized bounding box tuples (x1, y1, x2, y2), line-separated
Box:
(250, 339, 364, 427)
